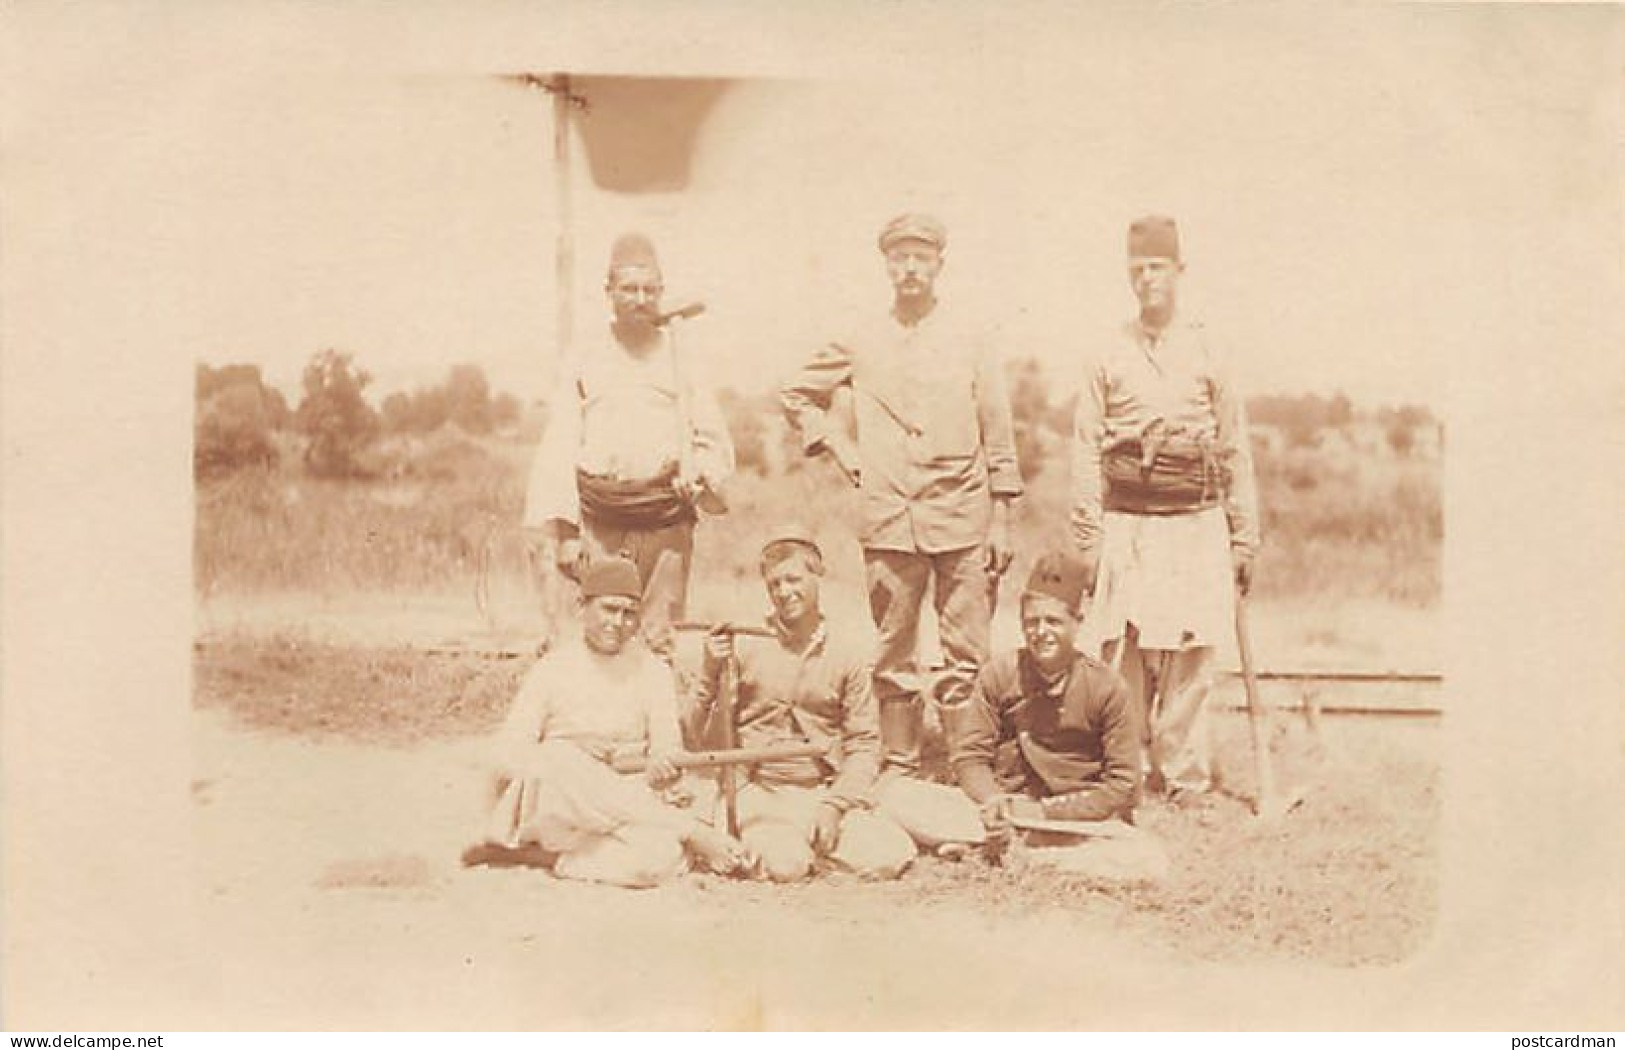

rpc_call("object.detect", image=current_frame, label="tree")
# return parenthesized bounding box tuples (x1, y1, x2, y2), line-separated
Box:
(380, 392, 415, 434)
(194, 362, 289, 479)
(295, 349, 379, 478)
(1386, 421, 1416, 457)
(491, 392, 522, 431)
(195, 383, 279, 479)
(196, 362, 290, 427)
(1377, 403, 1434, 459)
(444, 363, 494, 434)
(377, 363, 507, 435)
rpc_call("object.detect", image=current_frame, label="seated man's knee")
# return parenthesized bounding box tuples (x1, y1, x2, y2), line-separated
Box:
(873, 775, 986, 848)
(744, 824, 814, 883)
(832, 811, 916, 879)
(624, 828, 687, 887)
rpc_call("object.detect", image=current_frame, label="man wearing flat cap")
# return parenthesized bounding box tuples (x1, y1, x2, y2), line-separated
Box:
(878, 551, 1164, 880)
(465, 555, 750, 887)
(1070, 215, 1260, 801)
(690, 526, 916, 881)
(524, 232, 734, 655)
(781, 213, 1022, 779)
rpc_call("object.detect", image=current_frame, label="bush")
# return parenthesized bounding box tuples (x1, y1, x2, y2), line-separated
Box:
(195, 376, 281, 480)
(196, 362, 1442, 608)
(296, 350, 379, 479)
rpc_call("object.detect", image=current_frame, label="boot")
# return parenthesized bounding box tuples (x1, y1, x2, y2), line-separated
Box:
(878, 694, 924, 776)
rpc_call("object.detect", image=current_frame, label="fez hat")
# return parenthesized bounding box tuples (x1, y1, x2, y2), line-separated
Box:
(877, 213, 947, 253)
(1127, 214, 1180, 261)
(608, 232, 660, 276)
(1022, 550, 1091, 612)
(580, 555, 642, 601)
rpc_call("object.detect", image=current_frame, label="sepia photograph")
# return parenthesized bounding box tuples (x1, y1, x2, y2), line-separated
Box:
(3, 0, 1621, 1034)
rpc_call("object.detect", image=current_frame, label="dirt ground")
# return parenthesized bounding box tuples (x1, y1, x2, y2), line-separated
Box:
(187, 592, 1441, 1028)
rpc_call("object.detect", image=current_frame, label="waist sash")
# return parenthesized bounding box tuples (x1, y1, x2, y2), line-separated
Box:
(1102, 439, 1224, 516)
(576, 466, 697, 530)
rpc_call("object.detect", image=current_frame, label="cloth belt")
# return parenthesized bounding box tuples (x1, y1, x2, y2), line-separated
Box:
(576, 465, 697, 530)
(1101, 434, 1224, 516)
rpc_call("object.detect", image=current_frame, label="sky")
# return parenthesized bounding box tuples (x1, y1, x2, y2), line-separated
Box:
(8, 2, 1619, 412)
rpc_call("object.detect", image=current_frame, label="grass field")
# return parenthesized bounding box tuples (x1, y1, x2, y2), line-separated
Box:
(194, 423, 1441, 609)
(190, 417, 1442, 970)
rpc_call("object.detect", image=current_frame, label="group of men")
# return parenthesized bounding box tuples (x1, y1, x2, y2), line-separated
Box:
(461, 210, 1259, 888)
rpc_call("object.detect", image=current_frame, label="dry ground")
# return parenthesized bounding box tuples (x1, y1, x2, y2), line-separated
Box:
(184, 404, 1444, 1026)
(190, 600, 1440, 1027)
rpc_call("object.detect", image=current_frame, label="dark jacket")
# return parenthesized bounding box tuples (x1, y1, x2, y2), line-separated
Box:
(947, 647, 1141, 821)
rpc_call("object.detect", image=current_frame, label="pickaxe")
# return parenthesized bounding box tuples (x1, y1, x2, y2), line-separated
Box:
(1235, 593, 1307, 820)
(671, 620, 781, 837)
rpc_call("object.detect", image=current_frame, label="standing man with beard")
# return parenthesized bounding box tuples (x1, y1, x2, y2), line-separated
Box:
(780, 214, 1022, 783)
(1070, 215, 1260, 801)
(524, 232, 733, 656)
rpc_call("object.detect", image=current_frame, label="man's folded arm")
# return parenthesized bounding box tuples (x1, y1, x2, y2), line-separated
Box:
(780, 342, 854, 454)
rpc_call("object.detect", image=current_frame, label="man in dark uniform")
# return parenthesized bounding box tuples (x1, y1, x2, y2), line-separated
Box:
(882, 551, 1167, 880)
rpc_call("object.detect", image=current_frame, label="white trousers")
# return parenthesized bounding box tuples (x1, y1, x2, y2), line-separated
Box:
(1103, 633, 1216, 794)
(479, 739, 689, 889)
(733, 781, 916, 882)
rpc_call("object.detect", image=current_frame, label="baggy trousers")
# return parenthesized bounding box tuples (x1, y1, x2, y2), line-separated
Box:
(1102, 627, 1216, 794)
(480, 739, 689, 889)
(732, 782, 916, 883)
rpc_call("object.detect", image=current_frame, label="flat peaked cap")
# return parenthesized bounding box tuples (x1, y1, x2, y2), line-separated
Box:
(1023, 550, 1091, 612)
(608, 232, 660, 274)
(1127, 214, 1180, 261)
(580, 555, 642, 601)
(877, 213, 947, 253)
(760, 524, 822, 561)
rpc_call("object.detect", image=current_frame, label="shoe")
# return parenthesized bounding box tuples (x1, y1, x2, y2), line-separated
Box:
(461, 842, 555, 869)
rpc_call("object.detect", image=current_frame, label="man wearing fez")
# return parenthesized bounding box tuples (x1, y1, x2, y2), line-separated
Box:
(464, 555, 749, 888)
(692, 526, 917, 882)
(524, 232, 733, 654)
(880, 551, 1161, 879)
(780, 213, 1022, 777)
(1070, 215, 1260, 800)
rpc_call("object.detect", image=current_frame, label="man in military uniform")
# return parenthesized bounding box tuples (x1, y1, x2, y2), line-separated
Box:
(880, 551, 1165, 881)
(780, 213, 1021, 776)
(524, 232, 733, 655)
(1070, 215, 1260, 799)
(691, 527, 916, 882)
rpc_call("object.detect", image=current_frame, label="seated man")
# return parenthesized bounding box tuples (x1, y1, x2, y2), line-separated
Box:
(692, 526, 916, 882)
(464, 555, 749, 888)
(881, 551, 1167, 881)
